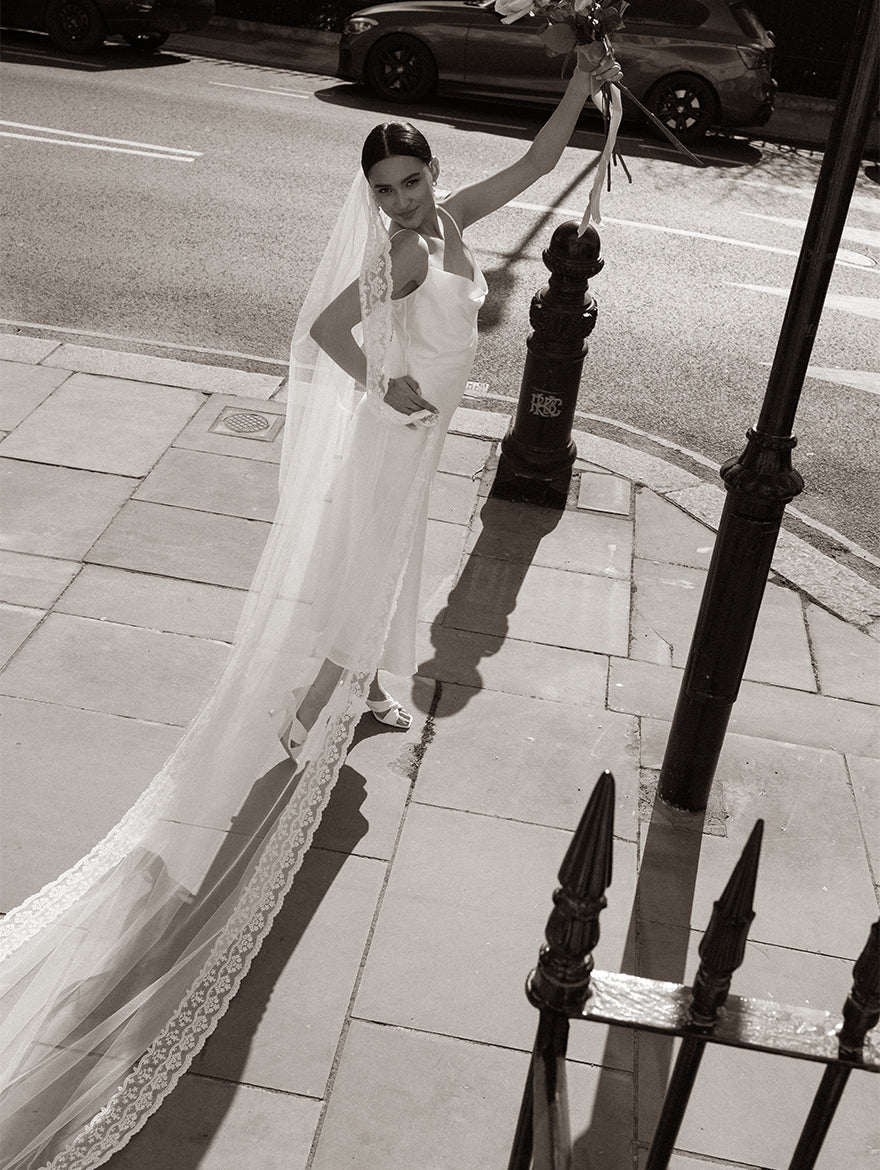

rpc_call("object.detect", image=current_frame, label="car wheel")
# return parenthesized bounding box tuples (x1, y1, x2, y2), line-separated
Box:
(644, 73, 717, 141)
(123, 32, 170, 52)
(365, 34, 437, 103)
(45, 0, 106, 52)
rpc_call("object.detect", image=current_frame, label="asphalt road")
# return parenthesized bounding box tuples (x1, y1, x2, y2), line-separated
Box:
(2, 32, 879, 564)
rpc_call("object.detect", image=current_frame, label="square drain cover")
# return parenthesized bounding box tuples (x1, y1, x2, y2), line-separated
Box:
(209, 406, 284, 442)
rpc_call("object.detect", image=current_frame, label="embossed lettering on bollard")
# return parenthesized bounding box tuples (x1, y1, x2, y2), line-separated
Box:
(529, 392, 563, 418)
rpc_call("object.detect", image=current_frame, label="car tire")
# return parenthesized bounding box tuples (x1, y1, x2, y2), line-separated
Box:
(364, 34, 437, 103)
(123, 32, 170, 52)
(644, 72, 718, 141)
(45, 0, 106, 52)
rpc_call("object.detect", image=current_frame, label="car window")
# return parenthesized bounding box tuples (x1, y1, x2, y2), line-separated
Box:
(625, 0, 710, 28)
(728, 2, 768, 39)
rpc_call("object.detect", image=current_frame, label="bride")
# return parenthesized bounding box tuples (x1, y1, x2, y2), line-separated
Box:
(0, 45, 620, 1170)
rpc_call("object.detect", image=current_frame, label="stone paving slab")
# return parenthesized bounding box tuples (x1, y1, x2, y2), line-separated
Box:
(104, 1073, 320, 1170)
(437, 432, 493, 478)
(0, 361, 70, 429)
(806, 601, 880, 703)
(450, 404, 508, 440)
(54, 565, 246, 642)
(634, 488, 715, 569)
(172, 394, 286, 463)
(650, 1040, 878, 1168)
(86, 500, 270, 589)
(311, 1020, 633, 1170)
(609, 658, 880, 758)
(637, 921, 860, 1013)
(428, 466, 481, 524)
(0, 550, 80, 608)
(444, 555, 630, 655)
(668, 481, 880, 633)
(0, 374, 204, 476)
(0, 696, 181, 908)
(0, 603, 42, 667)
(0, 335, 62, 364)
(415, 684, 639, 840)
(466, 494, 632, 579)
(41, 344, 285, 399)
(847, 754, 880, 885)
(194, 847, 385, 1097)
(0, 612, 229, 725)
(312, 675, 434, 861)
(630, 559, 816, 691)
(578, 469, 632, 514)
(415, 621, 609, 708)
(0, 458, 137, 560)
(135, 446, 280, 521)
(417, 516, 468, 620)
(353, 803, 637, 1071)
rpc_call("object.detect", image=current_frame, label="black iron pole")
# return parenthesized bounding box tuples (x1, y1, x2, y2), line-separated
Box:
(658, 0, 879, 811)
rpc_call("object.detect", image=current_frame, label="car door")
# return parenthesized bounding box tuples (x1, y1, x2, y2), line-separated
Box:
(462, 5, 566, 99)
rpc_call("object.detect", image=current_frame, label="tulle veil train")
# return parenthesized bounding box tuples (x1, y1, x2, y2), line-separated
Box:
(0, 173, 436, 1169)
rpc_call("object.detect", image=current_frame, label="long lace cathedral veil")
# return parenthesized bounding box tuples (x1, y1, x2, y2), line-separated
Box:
(0, 171, 433, 1170)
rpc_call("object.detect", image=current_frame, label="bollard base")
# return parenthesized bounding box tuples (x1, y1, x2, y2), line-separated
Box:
(491, 457, 572, 509)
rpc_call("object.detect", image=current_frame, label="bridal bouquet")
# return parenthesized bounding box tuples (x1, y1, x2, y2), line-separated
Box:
(494, 0, 702, 229)
(496, 0, 628, 63)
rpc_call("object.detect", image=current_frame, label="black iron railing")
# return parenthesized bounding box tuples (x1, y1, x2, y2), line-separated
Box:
(509, 771, 880, 1169)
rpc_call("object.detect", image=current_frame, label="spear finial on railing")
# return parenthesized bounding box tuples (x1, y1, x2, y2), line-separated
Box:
(691, 820, 764, 1026)
(839, 919, 880, 1057)
(527, 771, 615, 1015)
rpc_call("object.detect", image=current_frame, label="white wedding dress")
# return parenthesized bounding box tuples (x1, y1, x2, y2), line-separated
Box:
(0, 198, 487, 1170)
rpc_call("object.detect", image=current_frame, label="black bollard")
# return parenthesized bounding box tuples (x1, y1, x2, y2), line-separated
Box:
(492, 221, 603, 509)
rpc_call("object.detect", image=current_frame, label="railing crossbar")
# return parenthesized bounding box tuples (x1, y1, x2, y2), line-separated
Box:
(576, 969, 880, 1070)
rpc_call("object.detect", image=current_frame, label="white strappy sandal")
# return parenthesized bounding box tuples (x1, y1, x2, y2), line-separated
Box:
(366, 696, 412, 730)
(278, 712, 308, 762)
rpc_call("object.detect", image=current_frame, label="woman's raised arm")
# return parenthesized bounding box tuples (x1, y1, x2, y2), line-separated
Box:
(444, 46, 620, 230)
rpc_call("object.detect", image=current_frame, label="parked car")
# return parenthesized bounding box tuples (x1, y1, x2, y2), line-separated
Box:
(1, 0, 213, 53)
(338, 0, 775, 139)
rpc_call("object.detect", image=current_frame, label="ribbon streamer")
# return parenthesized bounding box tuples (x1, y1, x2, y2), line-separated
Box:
(580, 81, 623, 232)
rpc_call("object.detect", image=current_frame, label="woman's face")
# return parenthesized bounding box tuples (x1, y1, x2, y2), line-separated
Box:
(367, 154, 438, 233)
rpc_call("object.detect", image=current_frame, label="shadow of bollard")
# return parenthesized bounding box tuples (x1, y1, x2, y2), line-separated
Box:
(417, 492, 564, 714)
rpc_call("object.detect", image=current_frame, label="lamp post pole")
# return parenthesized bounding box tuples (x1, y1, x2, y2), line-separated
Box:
(658, 0, 879, 812)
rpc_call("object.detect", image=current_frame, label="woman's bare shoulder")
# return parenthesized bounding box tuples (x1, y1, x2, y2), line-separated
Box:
(390, 229, 429, 297)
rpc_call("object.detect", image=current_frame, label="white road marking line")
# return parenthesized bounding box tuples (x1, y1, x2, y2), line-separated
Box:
(2, 47, 98, 66)
(802, 367, 880, 395)
(0, 131, 196, 161)
(417, 111, 525, 132)
(208, 81, 310, 99)
(743, 212, 880, 251)
(0, 120, 201, 155)
(732, 284, 880, 319)
(507, 200, 875, 268)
